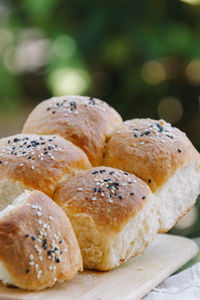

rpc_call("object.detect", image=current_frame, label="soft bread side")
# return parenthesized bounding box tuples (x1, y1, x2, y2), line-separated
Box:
(103, 118, 200, 232)
(53, 167, 159, 271)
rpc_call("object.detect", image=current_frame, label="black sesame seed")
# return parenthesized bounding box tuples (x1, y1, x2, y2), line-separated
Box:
(128, 182, 132, 184)
(148, 179, 152, 183)
(25, 234, 30, 238)
(124, 172, 128, 176)
(31, 236, 36, 241)
(8, 140, 10, 144)
(134, 133, 138, 138)
(28, 156, 32, 160)
(60, 251, 63, 254)
(144, 131, 151, 136)
(0, 161, 2, 164)
(119, 195, 123, 200)
(44, 151, 48, 154)
(42, 239, 47, 248)
(166, 134, 173, 139)
(52, 111, 56, 114)
(56, 258, 60, 263)
(94, 188, 97, 192)
(130, 193, 134, 196)
(47, 107, 51, 111)
(142, 196, 146, 200)
(14, 138, 21, 142)
(177, 149, 182, 153)
(59, 240, 63, 244)
(92, 170, 98, 174)
(55, 247, 58, 251)
(26, 269, 30, 274)
(156, 123, 163, 132)
(109, 171, 115, 175)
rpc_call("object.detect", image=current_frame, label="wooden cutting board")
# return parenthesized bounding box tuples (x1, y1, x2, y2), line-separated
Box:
(0, 234, 197, 300)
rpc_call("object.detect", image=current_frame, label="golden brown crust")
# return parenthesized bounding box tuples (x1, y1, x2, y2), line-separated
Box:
(0, 190, 82, 290)
(0, 134, 91, 197)
(103, 118, 200, 192)
(22, 95, 122, 166)
(53, 167, 152, 234)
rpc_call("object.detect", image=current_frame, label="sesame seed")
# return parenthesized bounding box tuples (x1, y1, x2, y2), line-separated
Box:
(177, 149, 182, 153)
(26, 269, 30, 274)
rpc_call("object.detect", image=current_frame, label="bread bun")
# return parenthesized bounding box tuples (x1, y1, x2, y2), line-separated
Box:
(103, 118, 200, 232)
(53, 167, 158, 271)
(0, 133, 91, 208)
(0, 190, 82, 290)
(22, 95, 122, 166)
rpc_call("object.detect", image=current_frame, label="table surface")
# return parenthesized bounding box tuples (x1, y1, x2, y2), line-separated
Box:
(0, 234, 197, 300)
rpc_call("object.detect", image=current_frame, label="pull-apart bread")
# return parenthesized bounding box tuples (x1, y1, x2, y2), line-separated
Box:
(53, 167, 158, 271)
(0, 190, 82, 290)
(22, 95, 122, 166)
(103, 118, 200, 233)
(0, 133, 91, 207)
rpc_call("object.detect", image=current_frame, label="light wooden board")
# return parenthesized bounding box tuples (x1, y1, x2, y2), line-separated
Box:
(0, 234, 197, 300)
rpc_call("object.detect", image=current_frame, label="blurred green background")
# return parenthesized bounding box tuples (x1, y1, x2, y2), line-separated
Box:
(0, 0, 199, 237)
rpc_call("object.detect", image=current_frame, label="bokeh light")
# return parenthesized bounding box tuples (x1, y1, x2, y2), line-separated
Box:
(185, 59, 200, 85)
(179, 0, 200, 5)
(48, 67, 91, 95)
(52, 35, 76, 59)
(141, 60, 167, 85)
(157, 97, 183, 124)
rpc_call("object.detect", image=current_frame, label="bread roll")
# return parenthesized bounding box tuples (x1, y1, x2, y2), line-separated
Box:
(53, 167, 158, 271)
(22, 95, 122, 166)
(0, 190, 82, 290)
(0, 133, 91, 207)
(103, 118, 200, 232)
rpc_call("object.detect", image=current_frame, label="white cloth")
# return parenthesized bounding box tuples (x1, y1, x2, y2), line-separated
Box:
(145, 263, 200, 300)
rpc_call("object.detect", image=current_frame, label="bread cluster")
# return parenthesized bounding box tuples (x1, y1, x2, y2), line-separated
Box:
(0, 95, 199, 289)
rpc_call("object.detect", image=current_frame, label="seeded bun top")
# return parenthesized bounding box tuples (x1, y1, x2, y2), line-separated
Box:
(22, 95, 122, 166)
(53, 167, 152, 234)
(103, 118, 200, 192)
(0, 134, 91, 197)
(0, 190, 82, 290)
